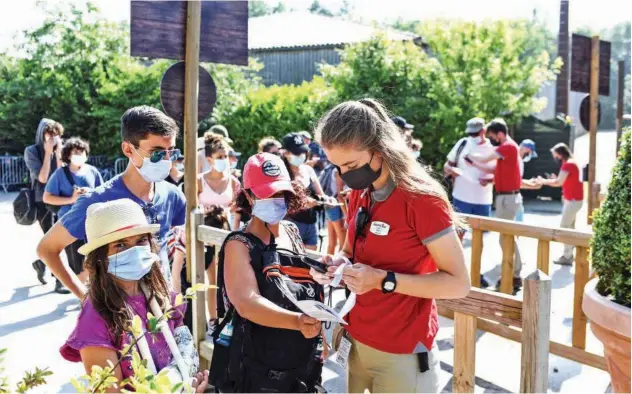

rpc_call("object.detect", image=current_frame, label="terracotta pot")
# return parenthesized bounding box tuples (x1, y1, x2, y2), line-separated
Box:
(582, 278, 631, 393)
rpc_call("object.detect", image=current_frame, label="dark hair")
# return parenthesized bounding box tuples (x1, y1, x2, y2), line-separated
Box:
(486, 119, 508, 135)
(61, 137, 90, 164)
(83, 236, 171, 347)
(551, 142, 572, 160)
(258, 137, 282, 153)
(204, 132, 230, 157)
(120, 106, 179, 146)
(204, 205, 230, 230)
(233, 181, 310, 217)
(45, 122, 64, 136)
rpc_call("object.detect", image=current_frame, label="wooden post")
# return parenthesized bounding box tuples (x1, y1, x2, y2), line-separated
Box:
(573, 246, 590, 350)
(184, 0, 202, 283)
(520, 270, 552, 393)
(616, 60, 625, 152)
(191, 210, 210, 368)
(536, 240, 550, 275)
(470, 229, 483, 287)
(500, 234, 515, 294)
(453, 312, 477, 393)
(587, 35, 600, 225)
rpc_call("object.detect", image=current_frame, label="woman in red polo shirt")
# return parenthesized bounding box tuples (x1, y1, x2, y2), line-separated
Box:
(538, 142, 584, 266)
(311, 99, 470, 393)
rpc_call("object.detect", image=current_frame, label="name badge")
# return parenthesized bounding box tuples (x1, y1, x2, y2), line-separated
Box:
(369, 221, 390, 236)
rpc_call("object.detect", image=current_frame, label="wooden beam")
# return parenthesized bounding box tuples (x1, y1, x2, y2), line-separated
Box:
(453, 312, 477, 393)
(184, 0, 201, 283)
(587, 35, 600, 225)
(616, 60, 625, 152)
(462, 215, 591, 248)
(573, 246, 590, 350)
(520, 270, 552, 393)
(437, 307, 607, 371)
(191, 210, 209, 369)
(536, 240, 550, 275)
(437, 288, 522, 327)
(470, 229, 483, 287)
(500, 234, 515, 295)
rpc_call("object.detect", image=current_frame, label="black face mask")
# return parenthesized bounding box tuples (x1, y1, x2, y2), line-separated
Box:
(339, 153, 382, 190)
(489, 138, 501, 147)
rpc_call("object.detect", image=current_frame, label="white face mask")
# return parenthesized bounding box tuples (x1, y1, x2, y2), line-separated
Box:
(213, 158, 229, 173)
(176, 163, 185, 172)
(132, 147, 172, 182)
(289, 154, 306, 167)
(412, 151, 421, 159)
(70, 154, 87, 166)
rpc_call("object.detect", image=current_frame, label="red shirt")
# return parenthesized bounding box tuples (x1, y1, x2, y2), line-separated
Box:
(494, 139, 522, 192)
(561, 161, 584, 201)
(345, 186, 453, 354)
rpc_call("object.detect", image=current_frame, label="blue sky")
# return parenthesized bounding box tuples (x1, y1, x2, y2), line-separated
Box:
(1, 0, 630, 53)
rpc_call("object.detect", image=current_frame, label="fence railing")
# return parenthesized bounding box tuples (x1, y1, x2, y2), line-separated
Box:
(189, 210, 600, 391)
(459, 214, 605, 371)
(0, 155, 29, 192)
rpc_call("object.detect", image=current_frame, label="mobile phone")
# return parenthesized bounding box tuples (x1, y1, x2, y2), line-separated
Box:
(544, 172, 551, 178)
(302, 256, 328, 274)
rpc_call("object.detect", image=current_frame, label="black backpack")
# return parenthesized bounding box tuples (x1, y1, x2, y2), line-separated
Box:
(13, 184, 37, 225)
(209, 231, 325, 393)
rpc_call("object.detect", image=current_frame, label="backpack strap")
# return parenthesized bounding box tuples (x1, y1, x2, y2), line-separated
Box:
(62, 166, 75, 188)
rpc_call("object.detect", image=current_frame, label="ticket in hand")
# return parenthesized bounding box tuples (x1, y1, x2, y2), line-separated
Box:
(295, 300, 347, 324)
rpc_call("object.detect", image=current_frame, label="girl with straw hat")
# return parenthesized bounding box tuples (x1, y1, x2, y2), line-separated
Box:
(60, 198, 208, 391)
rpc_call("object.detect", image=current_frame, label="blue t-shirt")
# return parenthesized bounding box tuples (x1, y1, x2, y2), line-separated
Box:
(44, 164, 104, 218)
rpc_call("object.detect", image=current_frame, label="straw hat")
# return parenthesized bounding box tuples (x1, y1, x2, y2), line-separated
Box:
(78, 198, 160, 256)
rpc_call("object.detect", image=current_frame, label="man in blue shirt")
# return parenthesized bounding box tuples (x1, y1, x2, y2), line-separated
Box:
(37, 106, 186, 298)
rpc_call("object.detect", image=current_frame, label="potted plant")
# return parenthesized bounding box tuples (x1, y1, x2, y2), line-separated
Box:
(583, 129, 631, 393)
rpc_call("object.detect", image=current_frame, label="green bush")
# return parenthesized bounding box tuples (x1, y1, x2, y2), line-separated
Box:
(591, 129, 631, 307)
(216, 77, 336, 159)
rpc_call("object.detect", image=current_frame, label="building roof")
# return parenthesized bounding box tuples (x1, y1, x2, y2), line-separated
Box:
(249, 11, 420, 52)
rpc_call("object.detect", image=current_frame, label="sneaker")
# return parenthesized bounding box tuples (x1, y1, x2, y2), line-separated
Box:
(553, 256, 573, 266)
(495, 278, 523, 295)
(32, 260, 47, 285)
(480, 275, 490, 288)
(54, 280, 71, 295)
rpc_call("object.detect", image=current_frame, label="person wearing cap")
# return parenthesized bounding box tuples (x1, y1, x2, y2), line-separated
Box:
(467, 118, 524, 292)
(209, 124, 233, 145)
(167, 150, 185, 187)
(537, 143, 584, 266)
(444, 117, 496, 219)
(281, 133, 338, 250)
(228, 148, 242, 177)
(514, 139, 542, 222)
(299, 130, 326, 173)
(391, 116, 414, 149)
(60, 198, 208, 391)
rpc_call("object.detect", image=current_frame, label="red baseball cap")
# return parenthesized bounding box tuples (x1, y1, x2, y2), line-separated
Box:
(243, 153, 294, 199)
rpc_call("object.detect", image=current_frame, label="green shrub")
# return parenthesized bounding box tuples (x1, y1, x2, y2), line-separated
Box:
(591, 129, 631, 307)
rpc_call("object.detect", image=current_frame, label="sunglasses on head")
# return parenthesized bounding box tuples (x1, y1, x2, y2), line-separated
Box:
(135, 146, 181, 163)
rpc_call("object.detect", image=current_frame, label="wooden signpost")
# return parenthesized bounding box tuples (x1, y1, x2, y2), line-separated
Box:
(130, 1, 248, 347)
(570, 34, 611, 224)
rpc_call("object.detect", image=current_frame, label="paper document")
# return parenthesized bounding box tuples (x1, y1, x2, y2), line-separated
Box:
(295, 300, 347, 324)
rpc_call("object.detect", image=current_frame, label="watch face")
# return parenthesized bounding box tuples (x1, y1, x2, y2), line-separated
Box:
(384, 281, 395, 291)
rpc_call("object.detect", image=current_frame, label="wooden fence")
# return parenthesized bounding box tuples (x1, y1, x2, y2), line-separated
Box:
(189, 209, 604, 391)
(460, 214, 606, 371)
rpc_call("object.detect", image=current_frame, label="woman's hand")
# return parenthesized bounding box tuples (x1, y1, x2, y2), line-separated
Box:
(310, 254, 349, 285)
(297, 313, 321, 338)
(342, 263, 385, 295)
(191, 370, 209, 393)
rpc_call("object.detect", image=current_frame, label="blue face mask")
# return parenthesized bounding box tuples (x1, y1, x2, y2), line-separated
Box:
(133, 148, 171, 182)
(252, 198, 287, 224)
(107, 245, 157, 281)
(289, 154, 306, 167)
(213, 158, 229, 173)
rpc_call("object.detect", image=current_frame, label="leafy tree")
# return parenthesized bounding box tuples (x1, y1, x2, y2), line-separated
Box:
(249, 1, 287, 18)
(309, 0, 334, 17)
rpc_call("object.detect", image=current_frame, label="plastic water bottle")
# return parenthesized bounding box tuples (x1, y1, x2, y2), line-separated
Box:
(216, 320, 233, 347)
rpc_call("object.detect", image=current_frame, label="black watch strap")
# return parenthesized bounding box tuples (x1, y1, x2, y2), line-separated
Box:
(381, 271, 396, 293)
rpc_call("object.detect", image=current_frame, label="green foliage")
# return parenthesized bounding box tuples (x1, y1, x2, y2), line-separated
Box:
(215, 77, 336, 159)
(591, 129, 631, 307)
(248, 1, 287, 18)
(0, 348, 52, 394)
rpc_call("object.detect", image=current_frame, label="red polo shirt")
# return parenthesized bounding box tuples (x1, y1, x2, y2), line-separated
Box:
(561, 161, 583, 201)
(345, 185, 453, 354)
(494, 139, 522, 192)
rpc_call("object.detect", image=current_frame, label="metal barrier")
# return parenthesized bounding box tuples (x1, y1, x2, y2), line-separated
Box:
(114, 158, 127, 175)
(0, 155, 30, 192)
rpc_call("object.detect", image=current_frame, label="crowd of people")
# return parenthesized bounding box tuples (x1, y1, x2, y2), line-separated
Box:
(19, 100, 584, 393)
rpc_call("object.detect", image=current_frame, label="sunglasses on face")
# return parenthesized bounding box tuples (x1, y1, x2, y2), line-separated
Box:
(135, 146, 181, 163)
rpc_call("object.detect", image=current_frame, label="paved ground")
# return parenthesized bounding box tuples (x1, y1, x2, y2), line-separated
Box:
(0, 131, 618, 393)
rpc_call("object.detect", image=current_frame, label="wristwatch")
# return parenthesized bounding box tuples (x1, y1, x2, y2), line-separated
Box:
(381, 271, 396, 294)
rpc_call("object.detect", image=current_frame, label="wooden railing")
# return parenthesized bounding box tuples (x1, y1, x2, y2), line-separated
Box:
(189, 209, 603, 391)
(457, 214, 605, 371)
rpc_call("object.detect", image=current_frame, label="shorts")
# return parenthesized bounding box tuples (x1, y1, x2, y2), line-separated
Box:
(453, 198, 491, 217)
(204, 245, 216, 270)
(290, 220, 318, 247)
(325, 206, 343, 222)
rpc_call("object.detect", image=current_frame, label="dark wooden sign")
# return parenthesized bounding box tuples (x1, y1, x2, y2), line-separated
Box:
(570, 34, 611, 95)
(160, 62, 217, 124)
(579, 94, 601, 130)
(131, 1, 248, 66)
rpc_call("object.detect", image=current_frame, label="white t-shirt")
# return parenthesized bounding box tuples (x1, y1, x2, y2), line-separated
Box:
(446, 137, 496, 205)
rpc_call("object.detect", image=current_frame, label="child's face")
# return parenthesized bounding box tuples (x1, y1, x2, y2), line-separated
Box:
(107, 234, 151, 256)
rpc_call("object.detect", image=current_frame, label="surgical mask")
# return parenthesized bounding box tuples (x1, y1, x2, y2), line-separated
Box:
(133, 147, 171, 182)
(412, 151, 421, 159)
(230, 161, 238, 170)
(213, 158, 229, 173)
(176, 163, 185, 171)
(252, 198, 287, 224)
(522, 154, 532, 163)
(71, 154, 87, 166)
(289, 154, 306, 167)
(339, 153, 382, 190)
(107, 245, 157, 281)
